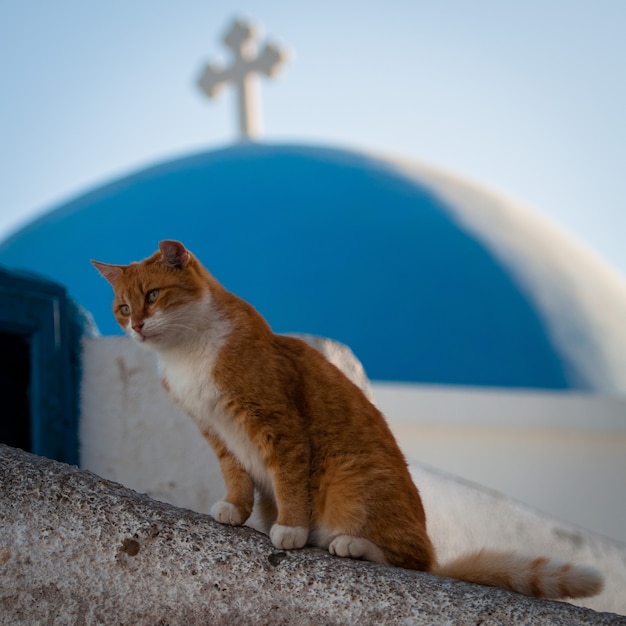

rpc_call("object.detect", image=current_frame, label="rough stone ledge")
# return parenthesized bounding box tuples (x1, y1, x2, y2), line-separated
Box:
(0, 444, 623, 626)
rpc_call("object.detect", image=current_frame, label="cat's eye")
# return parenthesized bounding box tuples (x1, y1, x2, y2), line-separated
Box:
(119, 304, 131, 316)
(146, 289, 159, 304)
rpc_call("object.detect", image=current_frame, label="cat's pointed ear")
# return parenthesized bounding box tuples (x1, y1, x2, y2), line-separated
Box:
(91, 260, 125, 286)
(159, 240, 190, 269)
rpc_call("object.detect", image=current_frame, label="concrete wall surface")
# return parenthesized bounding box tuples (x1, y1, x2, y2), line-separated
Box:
(1, 445, 624, 626)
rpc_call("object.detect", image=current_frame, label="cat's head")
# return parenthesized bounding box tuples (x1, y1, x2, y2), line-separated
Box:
(91, 240, 213, 350)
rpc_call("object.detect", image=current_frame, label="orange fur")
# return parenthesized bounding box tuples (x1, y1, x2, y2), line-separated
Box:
(91, 240, 604, 600)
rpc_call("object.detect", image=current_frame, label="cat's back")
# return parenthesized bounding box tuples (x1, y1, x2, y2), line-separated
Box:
(271, 333, 365, 403)
(213, 309, 404, 462)
(273, 335, 403, 453)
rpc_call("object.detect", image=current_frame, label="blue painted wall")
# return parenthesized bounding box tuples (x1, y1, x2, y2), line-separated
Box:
(0, 143, 580, 388)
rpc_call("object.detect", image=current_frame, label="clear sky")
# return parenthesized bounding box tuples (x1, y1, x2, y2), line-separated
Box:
(1, 2, 625, 277)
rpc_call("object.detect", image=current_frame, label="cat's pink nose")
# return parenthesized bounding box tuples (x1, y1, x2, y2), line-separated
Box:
(132, 322, 144, 333)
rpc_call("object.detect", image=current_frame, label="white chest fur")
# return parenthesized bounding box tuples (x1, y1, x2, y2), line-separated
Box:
(158, 334, 273, 496)
(159, 342, 222, 424)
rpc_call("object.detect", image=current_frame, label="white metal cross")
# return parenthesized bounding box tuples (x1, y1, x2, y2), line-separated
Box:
(198, 18, 289, 141)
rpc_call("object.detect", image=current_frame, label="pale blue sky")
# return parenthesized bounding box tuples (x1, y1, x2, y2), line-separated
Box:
(1, 2, 625, 276)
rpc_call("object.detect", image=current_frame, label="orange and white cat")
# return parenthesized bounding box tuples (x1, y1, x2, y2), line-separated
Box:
(92, 240, 603, 600)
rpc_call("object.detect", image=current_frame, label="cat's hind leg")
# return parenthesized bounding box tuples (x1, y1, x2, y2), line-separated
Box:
(329, 535, 387, 564)
(313, 458, 435, 570)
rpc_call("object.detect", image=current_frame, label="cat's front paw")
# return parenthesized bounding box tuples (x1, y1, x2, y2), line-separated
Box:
(211, 500, 244, 526)
(269, 524, 308, 550)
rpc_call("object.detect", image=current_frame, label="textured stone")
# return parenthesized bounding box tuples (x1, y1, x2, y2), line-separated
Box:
(0, 445, 623, 625)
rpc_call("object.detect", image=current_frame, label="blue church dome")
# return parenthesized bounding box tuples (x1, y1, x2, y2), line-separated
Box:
(2, 142, 626, 391)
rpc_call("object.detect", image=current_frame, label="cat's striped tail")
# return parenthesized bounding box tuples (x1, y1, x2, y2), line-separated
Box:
(433, 549, 604, 599)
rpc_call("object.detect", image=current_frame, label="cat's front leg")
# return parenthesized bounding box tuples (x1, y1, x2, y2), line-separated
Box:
(264, 436, 311, 550)
(203, 429, 254, 526)
(211, 500, 247, 525)
(269, 524, 309, 550)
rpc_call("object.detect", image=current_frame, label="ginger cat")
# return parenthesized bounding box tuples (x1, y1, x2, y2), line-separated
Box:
(92, 240, 603, 600)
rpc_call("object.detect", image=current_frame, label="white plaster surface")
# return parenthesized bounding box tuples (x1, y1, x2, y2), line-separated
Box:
(376, 383, 626, 544)
(80, 336, 626, 615)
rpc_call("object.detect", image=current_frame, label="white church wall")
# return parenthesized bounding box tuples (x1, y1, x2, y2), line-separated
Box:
(80, 336, 225, 513)
(376, 384, 626, 544)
